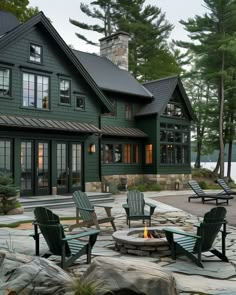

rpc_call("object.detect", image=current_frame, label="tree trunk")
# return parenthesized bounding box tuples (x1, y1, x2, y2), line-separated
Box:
(227, 140, 232, 179)
(219, 52, 225, 178)
(213, 152, 220, 174)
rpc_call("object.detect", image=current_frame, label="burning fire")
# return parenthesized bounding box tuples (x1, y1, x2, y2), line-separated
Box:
(144, 223, 148, 238)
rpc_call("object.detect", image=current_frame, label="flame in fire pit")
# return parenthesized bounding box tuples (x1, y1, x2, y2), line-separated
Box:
(144, 223, 148, 239)
(143, 223, 163, 239)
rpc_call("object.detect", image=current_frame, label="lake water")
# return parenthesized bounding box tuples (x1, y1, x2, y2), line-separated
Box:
(191, 162, 236, 182)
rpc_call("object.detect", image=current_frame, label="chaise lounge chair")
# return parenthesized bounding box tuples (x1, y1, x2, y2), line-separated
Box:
(163, 207, 229, 268)
(32, 207, 100, 269)
(188, 180, 233, 205)
(217, 178, 236, 196)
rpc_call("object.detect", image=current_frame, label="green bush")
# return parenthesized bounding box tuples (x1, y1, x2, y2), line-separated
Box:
(198, 180, 207, 189)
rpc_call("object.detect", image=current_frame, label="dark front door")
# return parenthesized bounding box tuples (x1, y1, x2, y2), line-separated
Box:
(56, 142, 82, 194)
(20, 140, 50, 196)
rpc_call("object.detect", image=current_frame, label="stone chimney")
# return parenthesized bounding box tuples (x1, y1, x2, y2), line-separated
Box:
(99, 31, 129, 71)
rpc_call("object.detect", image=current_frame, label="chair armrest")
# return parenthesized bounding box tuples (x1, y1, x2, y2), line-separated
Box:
(146, 202, 156, 208)
(163, 227, 201, 239)
(78, 207, 95, 212)
(63, 229, 100, 241)
(94, 204, 112, 209)
(122, 204, 129, 209)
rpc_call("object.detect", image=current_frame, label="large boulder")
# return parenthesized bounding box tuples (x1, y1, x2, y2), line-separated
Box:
(0, 250, 72, 295)
(83, 257, 178, 295)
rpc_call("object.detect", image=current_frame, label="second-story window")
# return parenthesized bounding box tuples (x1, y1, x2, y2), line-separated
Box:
(29, 44, 42, 63)
(0, 67, 10, 97)
(60, 79, 71, 104)
(75, 95, 85, 110)
(23, 73, 49, 109)
(125, 103, 132, 120)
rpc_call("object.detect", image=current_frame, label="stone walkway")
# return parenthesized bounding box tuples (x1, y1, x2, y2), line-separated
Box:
(0, 192, 236, 294)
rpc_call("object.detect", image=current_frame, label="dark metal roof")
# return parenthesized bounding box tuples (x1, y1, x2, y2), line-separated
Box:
(72, 50, 153, 99)
(0, 115, 100, 134)
(101, 125, 147, 138)
(137, 76, 178, 117)
(0, 11, 20, 35)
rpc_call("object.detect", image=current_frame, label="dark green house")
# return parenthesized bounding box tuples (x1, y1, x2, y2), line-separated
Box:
(0, 11, 194, 196)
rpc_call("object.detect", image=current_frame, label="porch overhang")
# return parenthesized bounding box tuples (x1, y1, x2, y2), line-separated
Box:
(101, 125, 148, 138)
(0, 115, 101, 134)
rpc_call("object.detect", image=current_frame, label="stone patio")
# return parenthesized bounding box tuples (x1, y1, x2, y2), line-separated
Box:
(0, 192, 236, 294)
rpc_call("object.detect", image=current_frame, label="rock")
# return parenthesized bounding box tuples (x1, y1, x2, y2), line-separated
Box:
(0, 250, 72, 295)
(83, 257, 178, 295)
(7, 207, 24, 215)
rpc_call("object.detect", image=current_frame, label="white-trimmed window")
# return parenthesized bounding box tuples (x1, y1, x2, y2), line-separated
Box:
(0, 67, 10, 97)
(60, 79, 71, 104)
(29, 44, 42, 63)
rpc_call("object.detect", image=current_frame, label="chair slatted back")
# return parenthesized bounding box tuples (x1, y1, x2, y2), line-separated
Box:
(34, 207, 70, 256)
(188, 180, 205, 196)
(217, 179, 233, 195)
(73, 190, 95, 222)
(194, 207, 226, 252)
(127, 190, 145, 216)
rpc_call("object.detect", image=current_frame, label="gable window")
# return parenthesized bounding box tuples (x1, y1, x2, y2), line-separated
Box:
(163, 94, 186, 118)
(75, 95, 85, 110)
(0, 67, 10, 97)
(145, 144, 153, 164)
(29, 44, 42, 63)
(125, 103, 132, 120)
(23, 72, 49, 109)
(60, 79, 71, 104)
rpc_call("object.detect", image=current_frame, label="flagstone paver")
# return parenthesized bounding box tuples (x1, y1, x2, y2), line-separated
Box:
(0, 192, 236, 294)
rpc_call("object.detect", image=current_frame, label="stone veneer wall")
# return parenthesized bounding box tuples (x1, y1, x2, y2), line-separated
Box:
(85, 182, 102, 192)
(102, 173, 192, 192)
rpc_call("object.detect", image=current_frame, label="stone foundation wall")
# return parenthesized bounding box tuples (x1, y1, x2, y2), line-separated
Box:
(85, 182, 102, 192)
(102, 173, 192, 192)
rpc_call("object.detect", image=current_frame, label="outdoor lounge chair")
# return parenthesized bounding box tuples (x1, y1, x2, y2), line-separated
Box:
(163, 207, 229, 268)
(217, 178, 236, 196)
(188, 180, 233, 205)
(122, 190, 156, 228)
(69, 190, 116, 232)
(32, 207, 100, 269)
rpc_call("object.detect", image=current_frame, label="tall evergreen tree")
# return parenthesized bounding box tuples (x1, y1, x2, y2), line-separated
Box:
(70, 0, 181, 80)
(0, 0, 39, 22)
(176, 0, 236, 178)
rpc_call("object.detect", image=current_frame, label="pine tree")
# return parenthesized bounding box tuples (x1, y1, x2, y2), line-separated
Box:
(0, 0, 39, 22)
(177, 0, 236, 177)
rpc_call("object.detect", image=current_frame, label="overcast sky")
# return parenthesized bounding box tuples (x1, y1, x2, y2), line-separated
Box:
(28, 0, 206, 53)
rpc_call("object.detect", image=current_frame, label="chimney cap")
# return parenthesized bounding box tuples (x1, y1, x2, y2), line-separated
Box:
(99, 31, 129, 42)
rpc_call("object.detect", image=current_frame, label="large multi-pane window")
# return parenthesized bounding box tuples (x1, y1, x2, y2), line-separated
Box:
(145, 144, 153, 164)
(29, 44, 42, 63)
(60, 79, 71, 104)
(0, 67, 10, 97)
(23, 73, 49, 109)
(160, 123, 189, 164)
(102, 143, 140, 164)
(0, 140, 11, 174)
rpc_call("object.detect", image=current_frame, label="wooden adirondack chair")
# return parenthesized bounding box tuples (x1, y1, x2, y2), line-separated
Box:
(217, 179, 236, 196)
(163, 207, 229, 268)
(188, 180, 233, 205)
(33, 207, 100, 269)
(122, 190, 156, 228)
(69, 190, 116, 232)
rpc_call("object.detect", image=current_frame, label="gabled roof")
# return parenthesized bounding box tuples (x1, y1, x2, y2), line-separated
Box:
(73, 50, 153, 100)
(136, 76, 195, 120)
(0, 115, 100, 134)
(0, 11, 20, 35)
(0, 11, 114, 113)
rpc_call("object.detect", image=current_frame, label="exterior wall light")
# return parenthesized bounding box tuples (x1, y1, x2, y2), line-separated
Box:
(89, 143, 96, 153)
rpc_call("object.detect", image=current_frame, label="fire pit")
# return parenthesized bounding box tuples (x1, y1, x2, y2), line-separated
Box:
(112, 226, 171, 257)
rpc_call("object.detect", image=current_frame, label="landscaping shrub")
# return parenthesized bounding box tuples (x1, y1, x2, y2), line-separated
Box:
(198, 180, 207, 190)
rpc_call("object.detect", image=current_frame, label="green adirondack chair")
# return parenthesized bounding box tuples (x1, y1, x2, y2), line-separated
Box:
(33, 207, 100, 269)
(122, 190, 156, 228)
(163, 207, 229, 268)
(69, 190, 116, 231)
